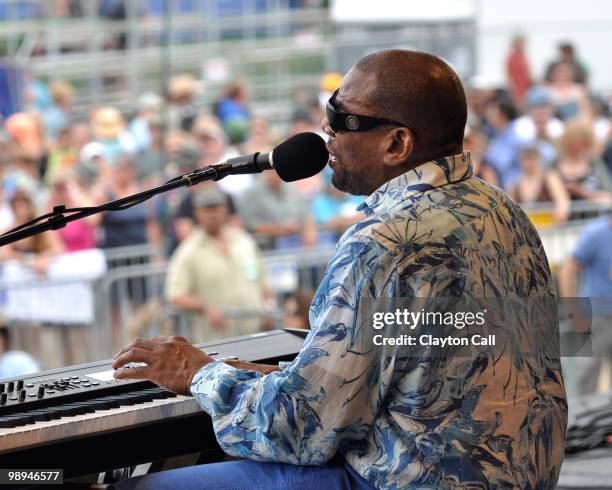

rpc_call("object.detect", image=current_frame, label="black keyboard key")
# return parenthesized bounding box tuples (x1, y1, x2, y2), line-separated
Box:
(21, 410, 54, 422)
(65, 403, 97, 414)
(0, 415, 35, 427)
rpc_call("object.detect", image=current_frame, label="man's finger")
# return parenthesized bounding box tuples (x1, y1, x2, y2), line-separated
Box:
(113, 338, 141, 360)
(113, 366, 152, 381)
(112, 347, 155, 369)
(113, 339, 157, 360)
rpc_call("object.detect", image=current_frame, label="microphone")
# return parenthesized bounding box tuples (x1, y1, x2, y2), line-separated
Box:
(214, 132, 329, 182)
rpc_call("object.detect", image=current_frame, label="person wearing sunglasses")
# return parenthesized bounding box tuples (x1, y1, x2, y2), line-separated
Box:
(112, 50, 566, 490)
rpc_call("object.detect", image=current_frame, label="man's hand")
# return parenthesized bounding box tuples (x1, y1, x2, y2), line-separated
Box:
(112, 336, 212, 395)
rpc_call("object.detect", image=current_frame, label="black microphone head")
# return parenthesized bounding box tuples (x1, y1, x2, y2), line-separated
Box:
(271, 132, 329, 182)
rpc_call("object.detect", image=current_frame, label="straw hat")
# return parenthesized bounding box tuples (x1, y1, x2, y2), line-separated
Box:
(91, 107, 125, 140)
(168, 74, 197, 100)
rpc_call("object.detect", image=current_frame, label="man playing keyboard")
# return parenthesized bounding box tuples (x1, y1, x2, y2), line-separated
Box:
(112, 49, 567, 489)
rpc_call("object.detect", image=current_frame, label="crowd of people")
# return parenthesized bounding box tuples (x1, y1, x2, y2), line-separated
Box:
(467, 40, 612, 222)
(0, 39, 611, 372)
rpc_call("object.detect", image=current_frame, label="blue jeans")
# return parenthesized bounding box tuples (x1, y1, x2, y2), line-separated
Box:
(111, 458, 374, 490)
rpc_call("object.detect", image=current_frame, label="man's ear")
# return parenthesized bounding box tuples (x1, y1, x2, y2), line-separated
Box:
(381, 127, 415, 167)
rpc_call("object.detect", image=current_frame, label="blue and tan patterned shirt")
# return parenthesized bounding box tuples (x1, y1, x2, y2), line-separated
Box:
(192, 152, 567, 489)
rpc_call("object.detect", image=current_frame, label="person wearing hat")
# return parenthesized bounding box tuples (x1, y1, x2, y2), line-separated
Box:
(165, 185, 268, 342)
(167, 74, 198, 132)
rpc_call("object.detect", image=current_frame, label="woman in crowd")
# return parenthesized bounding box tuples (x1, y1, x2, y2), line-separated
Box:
(0, 185, 64, 276)
(94, 155, 161, 250)
(545, 62, 589, 121)
(508, 145, 570, 222)
(45, 171, 97, 251)
(554, 121, 612, 202)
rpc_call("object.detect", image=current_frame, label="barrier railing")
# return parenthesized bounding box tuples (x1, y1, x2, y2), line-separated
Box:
(93, 244, 335, 354)
(523, 201, 611, 229)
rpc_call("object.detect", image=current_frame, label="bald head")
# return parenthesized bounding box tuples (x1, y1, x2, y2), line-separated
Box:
(355, 50, 467, 157)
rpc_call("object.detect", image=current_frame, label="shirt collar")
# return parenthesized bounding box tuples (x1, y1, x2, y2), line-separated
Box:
(195, 227, 227, 245)
(358, 151, 473, 215)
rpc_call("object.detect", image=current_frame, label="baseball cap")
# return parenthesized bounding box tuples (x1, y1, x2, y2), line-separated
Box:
(192, 187, 228, 208)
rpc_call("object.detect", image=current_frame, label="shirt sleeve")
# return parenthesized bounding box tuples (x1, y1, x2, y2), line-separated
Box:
(191, 238, 400, 465)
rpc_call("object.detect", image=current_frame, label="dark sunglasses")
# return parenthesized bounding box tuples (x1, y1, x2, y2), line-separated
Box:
(326, 89, 404, 133)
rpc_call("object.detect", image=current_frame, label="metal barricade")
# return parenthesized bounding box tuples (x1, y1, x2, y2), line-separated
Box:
(94, 259, 288, 357)
(103, 243, 161, 269)
(0, 218, 600, 367)
(87, 221, 602, 358)
(522, 200, 611, 222)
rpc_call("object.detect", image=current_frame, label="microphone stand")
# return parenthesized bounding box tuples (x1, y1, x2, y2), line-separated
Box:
(0, 163, 235, 247)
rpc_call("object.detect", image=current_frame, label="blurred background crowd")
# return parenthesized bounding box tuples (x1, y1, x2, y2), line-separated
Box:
(0, 0, 610, 403)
